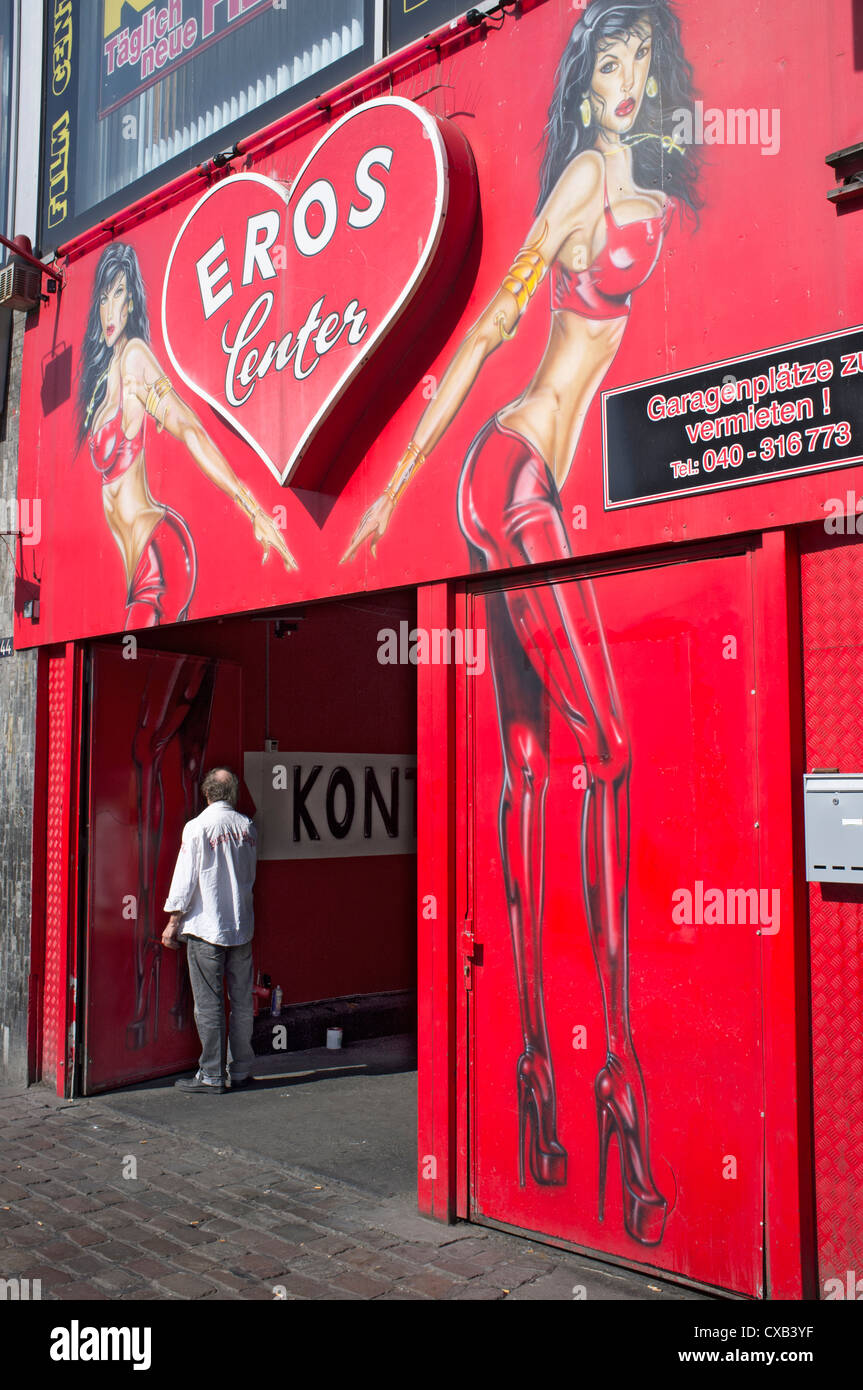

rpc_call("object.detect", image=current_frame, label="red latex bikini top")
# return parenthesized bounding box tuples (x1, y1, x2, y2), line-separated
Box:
(551, 171, 674, 320)
(89, 382, 146, 482)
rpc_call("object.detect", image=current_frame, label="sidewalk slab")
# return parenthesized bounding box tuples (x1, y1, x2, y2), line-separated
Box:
(0, 1044, 710, 1302)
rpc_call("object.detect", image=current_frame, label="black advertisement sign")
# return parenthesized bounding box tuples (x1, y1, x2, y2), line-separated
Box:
(603, 327, 863, 508)
(41, 1, 374, 248)
(99, 0, 270, 117)
(389, 0, 469, 51)
(43, 0, 79, 235)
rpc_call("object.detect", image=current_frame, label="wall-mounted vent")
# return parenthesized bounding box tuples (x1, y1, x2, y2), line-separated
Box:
(0, 262, 41, 311)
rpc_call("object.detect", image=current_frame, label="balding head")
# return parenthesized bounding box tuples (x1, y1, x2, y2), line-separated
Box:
(201, 768, 239, 807)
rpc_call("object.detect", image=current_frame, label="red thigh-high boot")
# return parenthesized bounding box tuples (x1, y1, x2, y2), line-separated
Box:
(459, 420, 666, 1232)
(484, 588, 567, 1188)
(460, 424, 569, 1189)
(502, 565, 668, 1246)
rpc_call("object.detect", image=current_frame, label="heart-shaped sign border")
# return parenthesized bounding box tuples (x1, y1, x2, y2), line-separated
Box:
(161, 97, 467, 488)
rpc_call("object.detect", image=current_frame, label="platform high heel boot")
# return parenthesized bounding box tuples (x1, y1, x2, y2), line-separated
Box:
(595, 1052, 666, 1244)
(517, 1047, 567, 1187)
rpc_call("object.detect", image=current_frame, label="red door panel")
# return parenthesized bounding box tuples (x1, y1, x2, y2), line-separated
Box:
(83, 646, 242, 1093)
(468, 551, 764, 1296)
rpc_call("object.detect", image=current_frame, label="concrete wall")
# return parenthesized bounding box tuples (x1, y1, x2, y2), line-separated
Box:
(0, 0, 43, 1088)
(0, 310, 38, 1086)
(0, 0, 45, 1084)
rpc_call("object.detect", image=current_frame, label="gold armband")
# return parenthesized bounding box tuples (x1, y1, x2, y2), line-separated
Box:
(384, 441, 426, 505)
(235, 483, 264, 520)
(501, 221, 549, 318)
(145, 374, 173, 433)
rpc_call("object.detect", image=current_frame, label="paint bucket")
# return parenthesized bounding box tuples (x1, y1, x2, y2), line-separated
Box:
(326, 1027, 343, 1050)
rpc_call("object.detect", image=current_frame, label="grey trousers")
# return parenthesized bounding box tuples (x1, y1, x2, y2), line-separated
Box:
(183, 936, 255, 1084)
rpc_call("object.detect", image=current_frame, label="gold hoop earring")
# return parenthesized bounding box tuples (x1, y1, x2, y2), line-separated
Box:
(646, 76, 659, 98)
(580, 97, 592, 128)
(128, 298, 134, 313)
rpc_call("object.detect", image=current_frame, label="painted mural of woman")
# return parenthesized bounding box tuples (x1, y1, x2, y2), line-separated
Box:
(77, 241, 296, 631)
(344, 0, 701, 1245)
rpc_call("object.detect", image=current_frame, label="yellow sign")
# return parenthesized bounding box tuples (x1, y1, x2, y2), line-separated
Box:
(47, 110, 71, 227)
(104, 0, 151, 39)
(52, 0, 73, 95)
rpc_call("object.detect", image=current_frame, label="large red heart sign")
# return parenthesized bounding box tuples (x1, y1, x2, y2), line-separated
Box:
(161, 97, 478, 490)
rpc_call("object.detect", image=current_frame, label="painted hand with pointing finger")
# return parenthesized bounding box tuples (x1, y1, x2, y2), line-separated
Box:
(234, 482, 297, 570)
(340, 492, 395, 563)
(340, 441, 425, 563)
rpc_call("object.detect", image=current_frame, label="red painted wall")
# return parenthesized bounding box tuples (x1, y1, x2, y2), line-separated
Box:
(128, 590, 417, 1004)
(15, 0, 863, 651)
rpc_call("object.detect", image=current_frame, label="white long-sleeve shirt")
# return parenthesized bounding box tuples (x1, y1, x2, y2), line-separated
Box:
(164, 801, 257, 946)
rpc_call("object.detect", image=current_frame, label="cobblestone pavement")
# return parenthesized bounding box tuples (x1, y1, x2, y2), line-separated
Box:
(0, 1085, 708, 1302)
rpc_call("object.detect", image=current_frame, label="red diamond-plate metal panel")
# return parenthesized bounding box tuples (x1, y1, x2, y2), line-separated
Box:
(42, 654, 67, 1089)
(801, 528, 863, 1293)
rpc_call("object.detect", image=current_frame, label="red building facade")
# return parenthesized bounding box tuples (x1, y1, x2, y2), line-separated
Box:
(16, 0, 863, 1298)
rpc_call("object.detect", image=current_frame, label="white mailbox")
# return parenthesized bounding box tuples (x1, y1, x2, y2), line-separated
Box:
(803, 774, 863, 884)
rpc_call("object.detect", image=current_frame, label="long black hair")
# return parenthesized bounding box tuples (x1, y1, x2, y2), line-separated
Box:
(536, 0, 701, 215)
(77, 242, 151, 445)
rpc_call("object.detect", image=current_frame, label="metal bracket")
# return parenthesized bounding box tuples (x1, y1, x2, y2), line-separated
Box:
(0, 231, 65, 287)
(826, 140, 863, 207)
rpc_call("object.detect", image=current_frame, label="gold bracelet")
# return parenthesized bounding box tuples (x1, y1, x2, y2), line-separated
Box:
(384, 441, 426, 505)
(235, 483, 263, 520)
(501, 221, 549, 316)
(145, 374, 173, 433)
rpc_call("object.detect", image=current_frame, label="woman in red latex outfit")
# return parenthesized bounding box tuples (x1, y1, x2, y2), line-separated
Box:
(345, 0, 701, 1246)
(77, 240, 295, 631)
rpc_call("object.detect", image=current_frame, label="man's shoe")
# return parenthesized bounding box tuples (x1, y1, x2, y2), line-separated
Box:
(229, 1075, 255, 1090)
(175, 1074, 225, 1094)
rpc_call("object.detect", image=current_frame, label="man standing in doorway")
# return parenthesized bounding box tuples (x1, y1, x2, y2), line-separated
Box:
(162, 767, 257, 1093)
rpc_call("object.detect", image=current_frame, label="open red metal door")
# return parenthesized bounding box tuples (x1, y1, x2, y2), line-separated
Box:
(466, 549, 765, 1296)
(82, 645, 242, 1093)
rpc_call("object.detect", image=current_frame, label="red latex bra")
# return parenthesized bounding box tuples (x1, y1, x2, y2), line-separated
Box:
(89, 386, 146, 483)
(551, 174, 674, 320)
